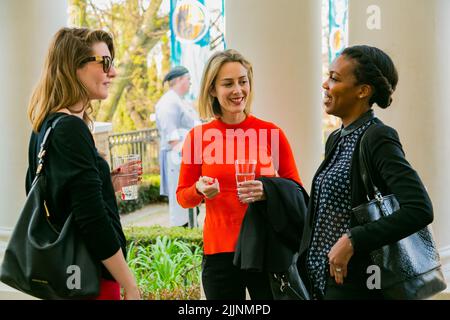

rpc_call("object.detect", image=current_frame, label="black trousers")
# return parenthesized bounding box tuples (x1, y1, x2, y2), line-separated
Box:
(323, 258, 384, 300)
(324, 276, 384, 300)
(202, 253, 274, 300)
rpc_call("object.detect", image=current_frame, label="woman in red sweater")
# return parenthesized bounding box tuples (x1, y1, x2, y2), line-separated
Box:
(176, 49, 301, 299)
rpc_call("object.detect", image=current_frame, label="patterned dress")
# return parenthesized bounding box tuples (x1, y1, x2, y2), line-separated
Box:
(306, 119, 373, 299)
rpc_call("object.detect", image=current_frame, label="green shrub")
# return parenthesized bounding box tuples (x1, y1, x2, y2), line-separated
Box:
(142, 174, 161, 186)
(124, 225, 203, 248)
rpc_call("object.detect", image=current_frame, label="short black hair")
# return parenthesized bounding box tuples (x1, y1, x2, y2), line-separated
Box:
(342, 45, 398, 109)
(163, 66, 189, 84)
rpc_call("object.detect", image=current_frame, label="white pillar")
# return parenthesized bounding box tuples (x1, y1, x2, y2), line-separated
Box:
(349, 0, 450, 288)
(0, 0, 67, 297)
(225, 0, 323, 191)
(434, 0, 450, 288)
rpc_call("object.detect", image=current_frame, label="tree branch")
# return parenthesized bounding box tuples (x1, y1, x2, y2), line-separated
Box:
(97, 0, 166, 122)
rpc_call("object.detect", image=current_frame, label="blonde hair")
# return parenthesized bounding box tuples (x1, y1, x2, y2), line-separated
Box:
(198, 49, 254, 119)
(27, 27, 115, 132)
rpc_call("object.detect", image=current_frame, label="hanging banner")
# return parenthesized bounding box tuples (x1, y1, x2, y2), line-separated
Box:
(169, 0, 225, 101)
(328, 0, 348, 63)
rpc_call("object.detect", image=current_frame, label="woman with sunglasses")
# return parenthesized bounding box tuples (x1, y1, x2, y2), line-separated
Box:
(26, 27, 141, 300)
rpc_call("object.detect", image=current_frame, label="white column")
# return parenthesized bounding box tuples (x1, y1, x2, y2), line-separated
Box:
(349, 0, 450, 288)
(225, 0, 323, 191)
(434, 0, 450, 288)
(0, 0, 67, 297)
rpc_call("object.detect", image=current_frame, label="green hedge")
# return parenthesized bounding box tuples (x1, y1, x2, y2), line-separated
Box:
(124, 225, 203, 248)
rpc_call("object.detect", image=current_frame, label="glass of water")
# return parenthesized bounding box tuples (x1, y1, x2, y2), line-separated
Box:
(113, 154, 141, 200)
(235, 159, 257, 185)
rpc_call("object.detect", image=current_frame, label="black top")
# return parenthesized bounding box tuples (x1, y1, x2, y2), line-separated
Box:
(299, 110, 433, 294)
(26, 113, 126, 281)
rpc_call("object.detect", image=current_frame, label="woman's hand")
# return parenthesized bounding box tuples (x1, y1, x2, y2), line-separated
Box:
(328, 233, 354, 285)
(237, 180, 266, 204)
(111, 160, 143, 193)
(123, 285, 141, 300)
(195, 176, 220, 199)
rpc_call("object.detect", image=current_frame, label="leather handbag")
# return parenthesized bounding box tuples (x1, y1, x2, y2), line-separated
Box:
(269, 253, 311, 300)
(352, 125, 447, 300)
(0, 115, 101, 299)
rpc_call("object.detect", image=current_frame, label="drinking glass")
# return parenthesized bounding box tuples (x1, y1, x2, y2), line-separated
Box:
(235, 159, 257, 185)
(113, 154, 141, 200)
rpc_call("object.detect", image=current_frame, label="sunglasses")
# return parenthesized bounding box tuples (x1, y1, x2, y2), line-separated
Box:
(81, 55, 114, 73)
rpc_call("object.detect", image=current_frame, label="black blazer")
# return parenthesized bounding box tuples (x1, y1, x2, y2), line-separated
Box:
(299, 113, 433, 273)
(234, 177, 309, 273)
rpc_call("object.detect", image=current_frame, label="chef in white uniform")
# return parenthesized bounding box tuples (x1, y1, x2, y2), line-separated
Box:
(155, 66, 201, 226)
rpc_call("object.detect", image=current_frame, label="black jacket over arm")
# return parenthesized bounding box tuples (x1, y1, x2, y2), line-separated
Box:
(299, 116, 433, 274)
(233, 177, 309, 273)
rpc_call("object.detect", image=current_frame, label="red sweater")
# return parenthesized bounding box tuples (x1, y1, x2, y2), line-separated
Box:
(176, 115, 301, 254)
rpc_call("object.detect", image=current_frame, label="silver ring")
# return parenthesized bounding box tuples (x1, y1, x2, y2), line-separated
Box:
(335, 267, 342, 272)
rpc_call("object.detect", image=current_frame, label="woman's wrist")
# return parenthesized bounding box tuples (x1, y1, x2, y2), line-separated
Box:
(195, 181, 204, 197)
(346, 230, 354, 248)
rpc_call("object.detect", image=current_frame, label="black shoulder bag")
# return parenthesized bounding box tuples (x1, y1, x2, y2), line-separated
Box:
(0, 115, 101, 299)
(352, 125, 447, 299)
(269, 252, 311, 300)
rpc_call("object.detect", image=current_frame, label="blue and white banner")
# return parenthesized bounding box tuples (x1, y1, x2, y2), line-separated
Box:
(328, 0, 348, 63)
(169, 0, 225, 101)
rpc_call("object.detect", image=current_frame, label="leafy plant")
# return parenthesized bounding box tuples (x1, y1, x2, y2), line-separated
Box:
(142, 173, 160, 186)
(126, 236, 202, 300)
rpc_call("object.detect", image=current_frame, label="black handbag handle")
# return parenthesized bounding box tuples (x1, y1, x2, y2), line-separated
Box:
(35, 114, 69, 176)
(358, 123, 384, 201)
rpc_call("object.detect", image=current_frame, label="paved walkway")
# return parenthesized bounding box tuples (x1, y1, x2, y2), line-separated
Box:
(120, 202, 206, 228)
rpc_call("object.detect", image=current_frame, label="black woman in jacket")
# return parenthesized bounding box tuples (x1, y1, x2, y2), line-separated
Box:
(299, 45, 433, 300)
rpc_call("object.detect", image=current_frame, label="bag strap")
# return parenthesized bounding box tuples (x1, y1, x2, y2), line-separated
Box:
(35, 114, 69, 176)
(358, 123, 384, 201)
